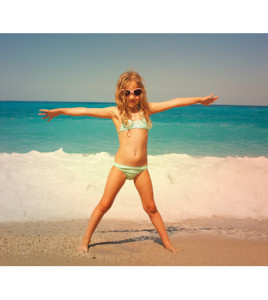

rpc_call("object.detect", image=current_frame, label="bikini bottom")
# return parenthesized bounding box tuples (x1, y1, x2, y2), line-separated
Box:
(113, 162, 148, 180)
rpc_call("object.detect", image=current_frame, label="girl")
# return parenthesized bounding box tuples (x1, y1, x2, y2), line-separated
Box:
(39, 71, 218, 253)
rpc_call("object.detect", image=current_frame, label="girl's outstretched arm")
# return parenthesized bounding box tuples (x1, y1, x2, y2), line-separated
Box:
(39, 106, 116, 122)
(149, 93, 218, 115)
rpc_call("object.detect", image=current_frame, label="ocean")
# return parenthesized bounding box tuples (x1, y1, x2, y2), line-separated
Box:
(0, 101, 268, 222)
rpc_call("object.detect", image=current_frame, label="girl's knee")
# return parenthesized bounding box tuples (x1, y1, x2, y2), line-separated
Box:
(97, 200, 112, 214)
(144, 205, 157, 215)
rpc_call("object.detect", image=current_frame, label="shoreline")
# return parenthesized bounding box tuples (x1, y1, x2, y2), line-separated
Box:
(1, 217, 268, 266)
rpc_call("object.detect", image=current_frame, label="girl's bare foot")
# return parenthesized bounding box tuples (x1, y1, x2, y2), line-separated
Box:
(164, 243, 183, 253)
(78, 241, 89, 253)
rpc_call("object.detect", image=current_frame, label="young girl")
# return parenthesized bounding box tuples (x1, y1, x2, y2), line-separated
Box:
(39, 71, 218, 253)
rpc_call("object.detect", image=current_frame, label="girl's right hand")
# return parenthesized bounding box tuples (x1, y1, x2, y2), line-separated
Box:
(200, 93, 218, 106)
(39, 109, 60, 122)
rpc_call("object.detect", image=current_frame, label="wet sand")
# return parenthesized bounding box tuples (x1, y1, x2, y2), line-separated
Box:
(0, 217, 268, 266)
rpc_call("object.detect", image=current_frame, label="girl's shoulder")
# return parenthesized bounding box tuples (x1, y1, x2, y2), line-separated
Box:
(109, 106, 120, 120)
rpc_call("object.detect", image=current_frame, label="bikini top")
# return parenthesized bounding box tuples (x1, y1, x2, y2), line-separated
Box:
(119, 117, 151, 133)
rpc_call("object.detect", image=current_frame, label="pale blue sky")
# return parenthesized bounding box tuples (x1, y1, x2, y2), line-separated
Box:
(0, 33, 267, 105)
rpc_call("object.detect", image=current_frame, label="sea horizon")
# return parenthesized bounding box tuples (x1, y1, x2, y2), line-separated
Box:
(1, 99, 268, 107)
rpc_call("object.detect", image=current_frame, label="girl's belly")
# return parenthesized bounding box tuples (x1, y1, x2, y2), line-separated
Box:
(114, 145, 148, 166)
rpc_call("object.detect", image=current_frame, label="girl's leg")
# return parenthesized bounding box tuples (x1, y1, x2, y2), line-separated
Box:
(78, 166, 127, 253)
(134, 170, 178, 252)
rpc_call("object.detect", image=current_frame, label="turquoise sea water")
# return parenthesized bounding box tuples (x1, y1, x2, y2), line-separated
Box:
(0, 101, 267, 157)
(1, 101, 268, 222)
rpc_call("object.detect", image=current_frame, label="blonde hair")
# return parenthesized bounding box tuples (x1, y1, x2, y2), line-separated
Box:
(115, 70, 152, 129)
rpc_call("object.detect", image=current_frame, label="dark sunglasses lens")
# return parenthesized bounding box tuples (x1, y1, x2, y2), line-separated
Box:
(134, 89, 142, 96)
(125, 90, 131, 96)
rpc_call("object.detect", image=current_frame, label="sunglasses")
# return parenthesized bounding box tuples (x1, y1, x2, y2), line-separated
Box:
(121, 88, 142, 97)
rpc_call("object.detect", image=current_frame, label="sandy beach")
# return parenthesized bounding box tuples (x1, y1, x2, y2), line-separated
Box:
(0, 217, 268, 266)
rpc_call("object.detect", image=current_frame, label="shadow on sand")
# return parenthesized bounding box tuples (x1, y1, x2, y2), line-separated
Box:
(88, 225, 231, 249)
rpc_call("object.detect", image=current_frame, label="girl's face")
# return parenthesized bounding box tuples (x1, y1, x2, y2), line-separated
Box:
(124, 80, 141, 110)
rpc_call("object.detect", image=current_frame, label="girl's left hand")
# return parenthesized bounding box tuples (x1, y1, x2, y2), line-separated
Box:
(200, 93, 218, 105)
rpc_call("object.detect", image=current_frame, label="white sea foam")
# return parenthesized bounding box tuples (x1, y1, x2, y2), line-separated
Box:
(0, 148, 268, 222)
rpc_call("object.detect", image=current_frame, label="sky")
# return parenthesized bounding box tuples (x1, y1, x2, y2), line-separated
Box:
(0, 33, 268, 106)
